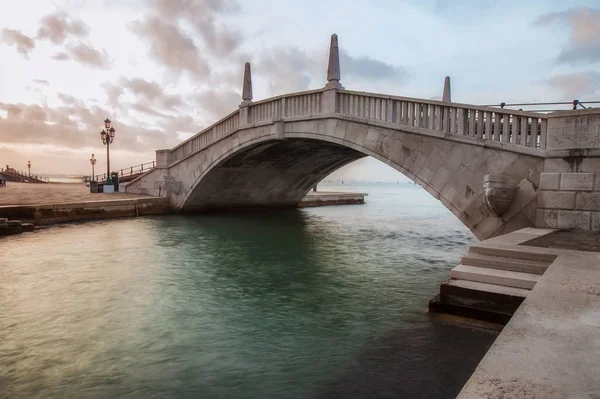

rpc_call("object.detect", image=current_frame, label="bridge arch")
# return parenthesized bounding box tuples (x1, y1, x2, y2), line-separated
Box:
(125, 32, 600, 238)
(160, 117, 543, 240)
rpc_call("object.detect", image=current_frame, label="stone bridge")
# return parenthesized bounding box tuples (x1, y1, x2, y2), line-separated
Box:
(127, 34, 600, 240)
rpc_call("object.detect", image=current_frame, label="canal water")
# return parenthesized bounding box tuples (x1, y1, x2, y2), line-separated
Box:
(0, 182, 497, 398)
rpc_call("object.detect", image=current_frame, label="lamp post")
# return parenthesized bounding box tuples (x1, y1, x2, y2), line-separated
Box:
(100, 118, 116, 185)
(90, 153, 97, 180)
(27, 160, 31, 177)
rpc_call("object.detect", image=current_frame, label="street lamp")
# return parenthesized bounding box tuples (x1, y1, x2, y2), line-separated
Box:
(27, 160, 31, 177)
(100, 118, 116, 185)
(90, 153, 97, 180)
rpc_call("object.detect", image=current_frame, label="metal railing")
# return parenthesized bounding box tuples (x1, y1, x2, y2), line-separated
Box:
(0, 168, 49, 183)
(480, 100, 600, 113)
(95, 161, 155, 183)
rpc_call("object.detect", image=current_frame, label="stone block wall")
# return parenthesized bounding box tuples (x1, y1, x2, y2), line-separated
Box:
(537, 172, 600, 231)
(546, 111, 600, 151)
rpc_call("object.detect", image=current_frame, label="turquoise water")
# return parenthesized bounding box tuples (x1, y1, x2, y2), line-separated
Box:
(0, 183, 496, 398)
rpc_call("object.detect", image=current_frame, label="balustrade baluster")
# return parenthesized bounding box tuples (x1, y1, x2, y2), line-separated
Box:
(511, 115, 518, 144)
(529, 118, 538, 148)
(408, 102, 415, 126)
(476, 111, 484, 139)
(539, 119, 547, 149)
(449, 108, 457, 134)
(493, 112, 501, 141)
(401, 102, 408, 124)
(417, 104, 424, 127)
(520, 116, 528, 146)
(442, 106, 449, 133)
(484, 111, 492, 140)
(502, 114, 511, 143)
(468, 109, 476, 136)
(457, 108, 467, 135)
(427, 105, 434, 129)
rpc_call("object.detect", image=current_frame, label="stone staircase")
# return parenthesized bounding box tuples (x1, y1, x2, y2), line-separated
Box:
(429, 246, 554, 324)
(0, 218, 35, 237)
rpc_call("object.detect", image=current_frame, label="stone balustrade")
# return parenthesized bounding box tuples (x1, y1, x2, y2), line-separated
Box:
(338, 91, 548, 149)
(165, 88, 551, 166)
(170, 110, 240, 164)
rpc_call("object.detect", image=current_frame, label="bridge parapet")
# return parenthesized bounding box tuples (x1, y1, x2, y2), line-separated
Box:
(165, 88, 554, 167)
(337, 90, 549, 149)
(170, 110, 240, 164)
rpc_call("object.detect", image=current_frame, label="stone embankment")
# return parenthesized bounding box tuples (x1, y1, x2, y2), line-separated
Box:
(0, 218, 35, 237)
(0, 198, 170, 227)
(0, 183, 367, 230)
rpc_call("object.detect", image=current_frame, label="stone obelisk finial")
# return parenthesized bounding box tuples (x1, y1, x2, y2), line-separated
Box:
(442, 76, 451, 102)
(325, 34, 343, 89)
(241, 62, 253, 105)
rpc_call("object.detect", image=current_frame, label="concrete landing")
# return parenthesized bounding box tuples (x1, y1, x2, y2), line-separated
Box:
(298, 191, 367, 207)
(457, 228, 600, 398)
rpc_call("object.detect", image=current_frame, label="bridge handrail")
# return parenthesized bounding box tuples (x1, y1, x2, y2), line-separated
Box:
(170, 109, 240, 154)
(480, 100, 599, 113)
(95, 161, 155, 183)
(248, 87, 326, 107)
(0, 168, 48, 182)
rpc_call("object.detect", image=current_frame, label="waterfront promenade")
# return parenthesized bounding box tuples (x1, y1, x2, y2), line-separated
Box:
(0, 182, 150, 206)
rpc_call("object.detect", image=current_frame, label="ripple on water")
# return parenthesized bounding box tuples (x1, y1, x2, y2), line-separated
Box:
(0, 183, 490, 399)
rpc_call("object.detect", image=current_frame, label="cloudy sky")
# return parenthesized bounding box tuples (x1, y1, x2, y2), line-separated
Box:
(1, 0, 599, 179)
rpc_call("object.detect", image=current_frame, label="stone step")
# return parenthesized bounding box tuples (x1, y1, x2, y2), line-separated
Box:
(442, 279, 530, 300)
(429, 293, 513, 325)
(21, 223, 35, 232)
(470, 245, 557, 263)
(440, 279, 528, 314)
(461, 252, 550, 275)
(0, 221, 23, 236)
(450, 264, 540, 290)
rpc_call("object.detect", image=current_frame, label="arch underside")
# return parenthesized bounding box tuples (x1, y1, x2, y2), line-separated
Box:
(173, 118, 544, 240)
(182, 138, 367, 211)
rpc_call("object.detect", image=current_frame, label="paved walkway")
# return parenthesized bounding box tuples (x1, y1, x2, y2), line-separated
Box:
(0, 182, 151, 206)
(458, 228, 600, 398)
